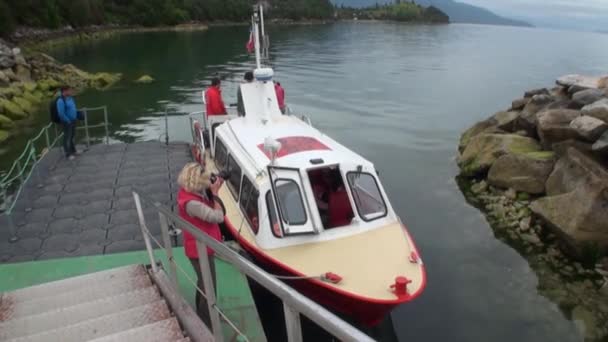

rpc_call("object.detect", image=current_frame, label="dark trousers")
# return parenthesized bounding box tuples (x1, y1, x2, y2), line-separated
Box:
(189, 256, 217, 328)
(62, 122, 76, 157)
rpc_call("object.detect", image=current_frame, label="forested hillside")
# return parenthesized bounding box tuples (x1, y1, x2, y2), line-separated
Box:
(0, 0, 335, 37)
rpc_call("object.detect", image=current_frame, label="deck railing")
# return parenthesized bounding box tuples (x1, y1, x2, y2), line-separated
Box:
(0, 106, 110, 242)
(132, 189, 375, 342)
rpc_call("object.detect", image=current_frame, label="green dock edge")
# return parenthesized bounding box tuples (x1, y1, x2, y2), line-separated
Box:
(0, 248, 266, 342)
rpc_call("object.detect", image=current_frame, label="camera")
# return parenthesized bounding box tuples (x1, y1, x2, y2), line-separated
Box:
(210, 170, 230, 183)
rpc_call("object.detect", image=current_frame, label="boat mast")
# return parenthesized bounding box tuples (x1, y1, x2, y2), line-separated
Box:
(254, 5, 262, 70)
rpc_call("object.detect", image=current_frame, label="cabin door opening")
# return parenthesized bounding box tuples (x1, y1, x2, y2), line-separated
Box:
(308, 166, 354, 229)
(268, 167, 317, 236)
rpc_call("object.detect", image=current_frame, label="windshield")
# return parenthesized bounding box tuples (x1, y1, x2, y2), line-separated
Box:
(347, 172, 387, 221)
(274, 179, 307, 225)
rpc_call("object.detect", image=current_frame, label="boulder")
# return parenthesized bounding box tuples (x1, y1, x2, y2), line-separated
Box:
(569, 116, 608, 142)
(22, 82, 37, 93)
(11, 97, 34, 114)
(459, 118, 497, 152)
(0, 130, 10, 143)
(545, 147, 608, 196)
(0, 98, 27, 119)
(572, 88, 605, 107)
(0, 114, 14, 128)
(581, 98, 608, 123)
(592, 131, 608, 156)
(0, 70, 9, 86)
(530, 180, 608, 254)
(511, 98, 529, 111)
(517, 94, 555, 133)
(22, 91, 43, 105)
(557, 74, 608, 89)
(537, 109, 581, 148)
(545, 99, 581, 111)
(2, 68, 18, 82)
(493, 111, 519, 132)
(0, 42, 15, 69)
(488, 152, 556, 194)
(458, 134, 541, 176)
(14, 64, 32, 82)
(135, 75, 154, 84)
(524, 88, 549, 98)
(552, 139, 593, 157)
(568, 85, 588, 95)
(37, 78, 61, 92)
(89, 72, 121, 89)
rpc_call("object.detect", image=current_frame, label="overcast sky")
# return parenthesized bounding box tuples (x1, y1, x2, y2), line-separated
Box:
(456, 0, 608, 31)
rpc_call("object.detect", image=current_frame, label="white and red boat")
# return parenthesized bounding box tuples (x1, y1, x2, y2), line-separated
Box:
(190, 5, 426, 327)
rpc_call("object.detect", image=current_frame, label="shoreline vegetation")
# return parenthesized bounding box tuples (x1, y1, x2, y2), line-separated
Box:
(457, 75, 608, 340)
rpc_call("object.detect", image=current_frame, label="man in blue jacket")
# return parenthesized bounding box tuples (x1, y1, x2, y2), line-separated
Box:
(57, 86, 79, 160)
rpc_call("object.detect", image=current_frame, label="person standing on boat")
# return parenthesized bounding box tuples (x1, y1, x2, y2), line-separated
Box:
(205, 77, 227, 116)
(56, 86, 81, 160)
(274, 81, 286, 114)
(237, 71, 254, 116)
(177, 162, 225, 327)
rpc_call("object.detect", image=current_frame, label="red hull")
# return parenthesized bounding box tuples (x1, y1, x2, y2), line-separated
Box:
(223, 220, 426, 327)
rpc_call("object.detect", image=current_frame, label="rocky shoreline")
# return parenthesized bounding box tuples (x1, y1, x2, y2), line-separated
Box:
(0, 38, 122, 144)
(457, 74, 608, 340)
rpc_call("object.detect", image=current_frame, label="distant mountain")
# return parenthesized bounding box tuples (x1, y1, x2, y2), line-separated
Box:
(331, 0, 532, 27)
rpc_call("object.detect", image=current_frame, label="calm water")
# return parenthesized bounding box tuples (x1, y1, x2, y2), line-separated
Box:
(6, 22, 608, 341)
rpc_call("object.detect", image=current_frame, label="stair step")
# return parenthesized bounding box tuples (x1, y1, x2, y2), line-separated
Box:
(86, 318, 185, 342)
(1, 275, 153, 321)
(3, 265, 146, 303)
(6, 301, 171, 342)
(0, 287, 161, 340)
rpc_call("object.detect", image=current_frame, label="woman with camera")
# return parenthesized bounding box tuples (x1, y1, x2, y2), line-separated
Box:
(176, 162, 225, 326)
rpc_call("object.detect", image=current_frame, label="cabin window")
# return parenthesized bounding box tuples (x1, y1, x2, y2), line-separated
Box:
(308, 167, 354, 229)
(226, 154, 242, 200)
(215, 139, 228, 170)
(240, 176, 259, 234)
(347, 172, 387, 221)
(274, 179, 307, 226)
(266, 191, 283, 237)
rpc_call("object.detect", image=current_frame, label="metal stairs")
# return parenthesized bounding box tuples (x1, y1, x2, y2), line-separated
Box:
(0, 265, 212, 342)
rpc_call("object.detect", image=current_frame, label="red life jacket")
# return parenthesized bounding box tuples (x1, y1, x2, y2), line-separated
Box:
(274, 83, 285, 111)
(177, 188, 222, 258)
(205, 86, 227, 116)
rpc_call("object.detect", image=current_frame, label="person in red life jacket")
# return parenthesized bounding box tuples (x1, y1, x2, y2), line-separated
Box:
(327, 173, 354, 228)
(177, 162, 225, 326)
(274, 81, 286, 114)
(205, 77, 227, 116)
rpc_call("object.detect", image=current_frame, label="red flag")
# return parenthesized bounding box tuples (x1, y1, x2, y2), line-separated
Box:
(246, 27, 255, 53)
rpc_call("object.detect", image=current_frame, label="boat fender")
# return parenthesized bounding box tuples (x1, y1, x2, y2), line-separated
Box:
(409, 251, 419, 264)
(321, 272, 343, 284)
(390, 276, 411, 298)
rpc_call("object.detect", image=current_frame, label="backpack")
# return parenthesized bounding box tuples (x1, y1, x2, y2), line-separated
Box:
(49, 96, 65, 124)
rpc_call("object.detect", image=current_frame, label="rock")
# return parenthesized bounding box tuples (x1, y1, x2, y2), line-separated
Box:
(569, 116, 608, 142)
(517, 95, 555, 133)
(552, 139, 593, 157)
(89, 72, 121, 89)
(568, 85, 588, 95)
(2, 68, 18, 82)
(22, 91, 42, 105)
(458, 134, 541, 176)
(12, 97, 34, 114)
(536, 109, 581, 148)
(524, 88, 549, 98)
(14, 64, 32, 82)
(459, 118, 497, 152)
(582, 98, 608, 123)
(592, 131, 608, 156)
(558, 74, 608, 89)
(471, 180, 488, 194)
(0, 70, 9, 86)
(545, 148, 608, 196)
(573, 88, 605, 107)
(505, 188, 517, 200)
(0, 42, 15, 69)
(0, 98, 27, 119)
(519, 217, 531, 231)
(511, 98, 529, 111)
(521, 233, 541, 245)
(37, 78, 61, 92)
(546, 99, 581, 111)
(572, 306, 598, 340)
(0, 114, 15, 128)
(22, 82, 37, 93)
(488, 152, 555, 194)
(135, 75, 154, 84)
(0, 130, 10, 143)
(493, 111, 519, 132)
(530, 180, 608, 252)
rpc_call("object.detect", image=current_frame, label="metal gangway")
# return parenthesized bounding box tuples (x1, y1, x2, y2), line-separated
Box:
(132, 189, 375, 342)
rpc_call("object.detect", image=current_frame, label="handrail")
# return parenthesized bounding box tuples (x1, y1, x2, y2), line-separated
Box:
(1, 106, 110, 242)
(132, 188, 375, 342)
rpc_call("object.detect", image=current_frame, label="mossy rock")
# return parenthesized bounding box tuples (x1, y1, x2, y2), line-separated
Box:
(0, 84, 22, 100)
(523, 151, 555, 161)
(22, 91, 42, 104)
(37, 78, 61, 92)
(12, 97, 34, 114)
(22, 82, 37, 93)
(0, 129, 11, 143)
(0, 98, 27, 120)
(0, 114, 15, 129)
(135, 75, 154, 84)
(89, 72, 121, 89)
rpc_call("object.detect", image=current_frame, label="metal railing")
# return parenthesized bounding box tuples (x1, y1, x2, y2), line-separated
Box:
(0, 106, 110, 242)
(132, 189, 374, 342)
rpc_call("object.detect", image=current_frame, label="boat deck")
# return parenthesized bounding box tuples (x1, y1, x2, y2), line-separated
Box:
(0, 141, 190, 263)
